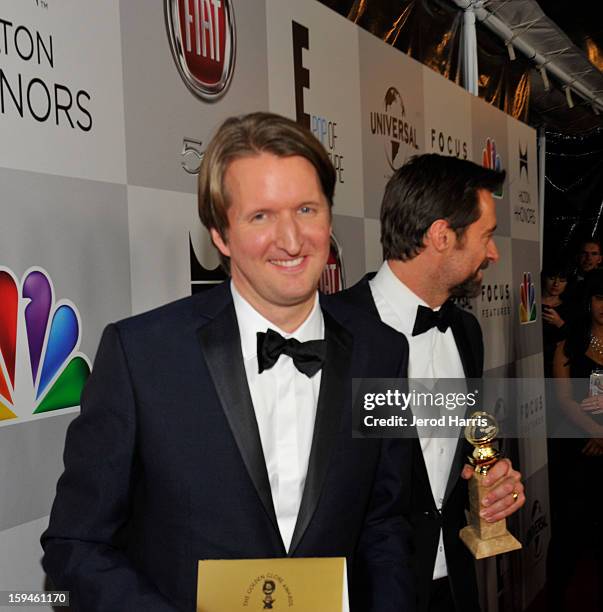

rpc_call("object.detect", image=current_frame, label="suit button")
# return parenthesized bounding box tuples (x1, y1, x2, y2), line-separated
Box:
(423, 509, 441, 518)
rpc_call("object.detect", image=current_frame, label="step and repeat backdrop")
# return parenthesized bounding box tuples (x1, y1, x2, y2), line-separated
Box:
(0, 0, 546, 609)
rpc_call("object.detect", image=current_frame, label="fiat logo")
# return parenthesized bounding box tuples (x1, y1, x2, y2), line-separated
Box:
(165, 0, 236, 100)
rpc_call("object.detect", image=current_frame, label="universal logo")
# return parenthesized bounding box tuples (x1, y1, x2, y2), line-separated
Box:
(514, 143, 536, 225)
(525, 499, 548, 561)
(165, 0, 236, 100)
(370, 86, 419, 172)
(292, 21, 344, 184)
(242, 573, 294, 608)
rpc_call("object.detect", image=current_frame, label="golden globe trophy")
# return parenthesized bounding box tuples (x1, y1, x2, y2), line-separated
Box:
(459, 411, 522, 559)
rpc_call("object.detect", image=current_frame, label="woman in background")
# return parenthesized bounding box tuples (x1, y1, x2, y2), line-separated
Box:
(547, 269, 603, 611)
(541, 263, 571, 377)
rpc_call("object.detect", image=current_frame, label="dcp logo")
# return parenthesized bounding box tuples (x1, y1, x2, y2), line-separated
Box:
(165, 0, 236, 100)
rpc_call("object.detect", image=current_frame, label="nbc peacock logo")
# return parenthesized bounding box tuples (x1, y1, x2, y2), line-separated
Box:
(0, 267, 90, 423)
(482, 137, 504, 199)
(519, 271, 537, 324)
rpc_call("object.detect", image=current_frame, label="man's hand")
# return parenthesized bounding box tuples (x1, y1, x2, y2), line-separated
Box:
(461, 458, 525, 522)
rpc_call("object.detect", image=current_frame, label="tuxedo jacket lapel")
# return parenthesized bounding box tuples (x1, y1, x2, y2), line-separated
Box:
(343, 278, 479, 507)
(450, 308, 480, 379)
(444, 308, 479, 504)
(196, 296, 280, 538)
(288, 308, 352, 554)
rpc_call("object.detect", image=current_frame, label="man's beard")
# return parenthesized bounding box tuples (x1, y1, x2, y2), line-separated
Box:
(450, 260, 489, 298)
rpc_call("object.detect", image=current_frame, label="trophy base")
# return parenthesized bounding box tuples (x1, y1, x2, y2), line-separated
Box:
(459, 525, 522, 559)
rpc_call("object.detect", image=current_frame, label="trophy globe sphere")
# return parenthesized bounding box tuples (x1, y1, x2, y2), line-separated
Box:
(465, 411, 499, 446)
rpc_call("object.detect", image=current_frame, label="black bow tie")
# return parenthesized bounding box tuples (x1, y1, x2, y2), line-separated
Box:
(257, 329, 327, 377)
(412, 302, 454, 336)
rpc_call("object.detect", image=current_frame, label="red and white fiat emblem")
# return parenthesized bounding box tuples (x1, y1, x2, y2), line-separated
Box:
(319, 234, 346, 295)
(165, 0, 236, 100)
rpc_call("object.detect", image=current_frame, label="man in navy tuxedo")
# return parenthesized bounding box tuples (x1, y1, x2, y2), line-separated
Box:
(41, 113, 414, 611)
(336, 154, 526, 612)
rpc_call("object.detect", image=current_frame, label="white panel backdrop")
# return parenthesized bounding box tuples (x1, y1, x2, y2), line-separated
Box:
(0, 1, 543, 610)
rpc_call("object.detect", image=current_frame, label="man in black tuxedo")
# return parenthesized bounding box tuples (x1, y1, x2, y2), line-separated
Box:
(336, 154, 525, 612)
(41, 113, 414, 611)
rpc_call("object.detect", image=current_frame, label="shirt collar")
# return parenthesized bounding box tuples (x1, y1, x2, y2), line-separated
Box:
(231, 282, 324, 361)
(370, 261, 440, 336)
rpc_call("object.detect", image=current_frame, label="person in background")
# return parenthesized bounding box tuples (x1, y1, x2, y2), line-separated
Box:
(541, 262, 571, 377)
(575, 239, 602, 280)
(564, 238, 603, 314)
(335, 153, 525, 612)
(548, 269, 603, 612)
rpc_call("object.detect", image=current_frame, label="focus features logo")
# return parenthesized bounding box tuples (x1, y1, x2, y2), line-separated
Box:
(165, 0, 236, 101)
(430, 128, 467, 159)
(520, 394, 544, 432)
(479, 283, 511, 319)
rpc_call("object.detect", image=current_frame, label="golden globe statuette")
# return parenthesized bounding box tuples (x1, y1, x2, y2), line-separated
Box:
(459, 411, 522, 559)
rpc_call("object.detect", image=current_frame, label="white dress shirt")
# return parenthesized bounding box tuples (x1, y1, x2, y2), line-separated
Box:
(231, 283, 323, 552)
(370, 261, 465, 580)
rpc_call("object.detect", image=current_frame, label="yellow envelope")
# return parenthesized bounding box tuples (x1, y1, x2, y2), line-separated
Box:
(197, 557, 349, 612)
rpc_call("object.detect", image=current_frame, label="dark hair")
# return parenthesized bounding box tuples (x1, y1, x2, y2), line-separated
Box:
(563, 269, 603, 360)
(380, 154, 505, 261)
(586, 268, 603, 297)
(198, 112, 335, 241)
(577, 237, 602, 253)
(541, 260, 572, 282)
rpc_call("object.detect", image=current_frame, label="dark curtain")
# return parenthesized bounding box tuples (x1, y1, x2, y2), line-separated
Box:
(318, 0, 603, 262)
(318, 0, 530, 122)
(543, 129, 603, 265)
